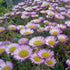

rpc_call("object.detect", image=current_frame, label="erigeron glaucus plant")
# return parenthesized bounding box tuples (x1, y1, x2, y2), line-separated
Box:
(0, 0, 70, 70)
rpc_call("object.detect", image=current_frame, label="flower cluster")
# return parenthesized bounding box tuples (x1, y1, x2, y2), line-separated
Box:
(0, 0, 70, 69)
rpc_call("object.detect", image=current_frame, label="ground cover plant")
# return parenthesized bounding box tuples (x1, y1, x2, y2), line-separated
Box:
(0, 0, 70, 70)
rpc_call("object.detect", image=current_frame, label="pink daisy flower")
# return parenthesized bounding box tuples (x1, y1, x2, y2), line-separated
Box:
(13, 45, 32, 61)
(38, 49, 54, 58)
(30, 53, 44, 65)
(18, 38, 28, 45)
(45, 57, 56, 67)
(45, 36, 59, 48)
(29, 36, 45, 47)
(0, 61, 13, 70)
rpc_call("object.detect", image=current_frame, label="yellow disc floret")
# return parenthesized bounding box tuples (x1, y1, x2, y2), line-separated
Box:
(46, 60, 53, 65)
(42, 52, 50, 58)
(0, 48, 5, 54)
(2, 66, 10, 70)
(48, 40, 55, 45)
(9, 46, 16, 53)
(19, 50, 28, 58)
(33, 56, 41, 62)
(34, 40, 42, 45)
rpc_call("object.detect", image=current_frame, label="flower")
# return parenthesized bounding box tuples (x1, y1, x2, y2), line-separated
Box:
(0, 61, 13, 70)
(33, 19, 41, 24)
(17, 25, 25, 30)
(9, 12, 15, 16)
(0, 46, 5, 55)
(33, 24, 40, 29)
(30, 12, 36, 15)
(8, 25, 16, 30)
(40, 10, 46, 14)
(46, 15, 53, 19)
(65, 21, 70, 27)
(38, 49, 54, 58)
(22, 11, 30, 16)
(44, 26, 50, 31)
(31, 14, 39, 18)
(49, 28, 62, 36)
(60, 12, 66, 15)
(66, 59, 70, 67)
(21, 15, 29, 19)
(43, 20, 50, 25)
(49, 22, 57, 26)
(29, 36, 45, 47)
(13, 45, 32, 61)
(45, 36, 58, 48)
(38, 17, 45, 22)
(25, 23, 35, 29)
(6, 43, 19, 55)
(30, 53, 44, 65)
(47, 10, 55, 16)
(18, 2, 25, 6)
(0, 41, 3, 46)
(4, 13, 10, 17)
(16, 11, 21, 15)
(37, 27, 44, 33)
(1, 41, 12, 46)
(45, 57, 56, 67)
(0, 59, 4, 66)
(57, 24, 67, 30)
(55, 13, 65, 20)
(0, 17, 6, 20)
(57, 34, 68, 43)
(20, 28, 34, 36)
(18, 38, 28, 45)
(24, 7, 32, 11)
(0, 27, 5, 33)
(41, 1, 49, 7)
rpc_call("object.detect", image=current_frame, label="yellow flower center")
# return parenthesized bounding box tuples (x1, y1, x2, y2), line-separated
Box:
(58, 16, 62, 18)
(28, 25, 33, 28)
(19, 50, 28, 58)
(39, 29, 43, 32)
(0, 48, 5, 54)
(42, 52, 50, 58)
(0, 29, 3, 32)
(11, 14, 14, 16)
(23, 16, 27, 18)
(33, 40, 42, 46)
(46, 60, 53, 65)
(45, 22, 48, 24)
(24, 31, 31, 35)
(46, 28, 50, 30)
(33, 56, 41, 62)
(2, 66, 10, 70)
(42, 11, 45, 13)
(48, 40, 55, 45)
(52, 31, 58, 35)
(36, 9, 39, 11)
(11, 27, 15, 30)
(60, 26, 64, 28)
(6, 14, 9, 16)
(34, 15, 37, 17)
(62, 13, 65, 15)
(35, 20, 39, 23)
(19, 27, 23, 30)
(9, 46, 16, 53)
(44, 4, 47, 6)
(50, 13, 54, 15)
(60, 38, 65, 42)
(21, 40, 26, 44)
